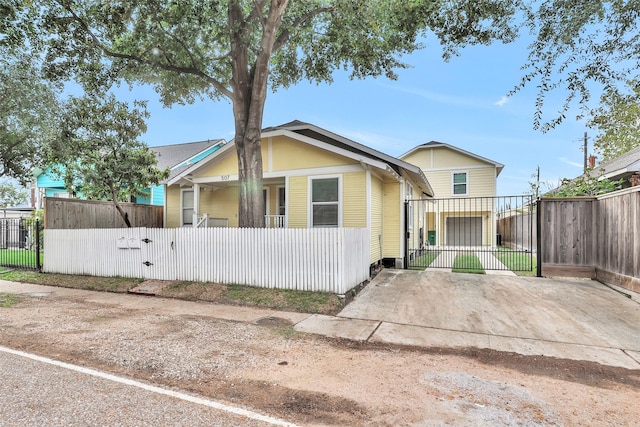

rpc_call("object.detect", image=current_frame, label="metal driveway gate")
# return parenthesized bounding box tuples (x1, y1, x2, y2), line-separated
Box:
(405, 195, 535, 272)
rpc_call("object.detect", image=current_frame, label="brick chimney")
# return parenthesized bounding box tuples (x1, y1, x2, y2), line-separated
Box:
(588, 155, 596, 169)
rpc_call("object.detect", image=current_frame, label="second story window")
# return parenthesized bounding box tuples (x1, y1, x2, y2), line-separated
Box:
(453, 172, 468, 195)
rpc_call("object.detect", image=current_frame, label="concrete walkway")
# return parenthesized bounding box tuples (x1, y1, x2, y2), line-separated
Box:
(2, 273, 640, 370)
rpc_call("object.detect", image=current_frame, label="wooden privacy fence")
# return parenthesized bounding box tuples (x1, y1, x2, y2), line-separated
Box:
(540, 187, 640, 293)
(43, 227, 370, 294)
(45, 197, 163, 229)
(497, 210, 536, 251)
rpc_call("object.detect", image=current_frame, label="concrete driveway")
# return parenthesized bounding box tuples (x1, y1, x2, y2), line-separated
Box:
(297, 269, 640, 369)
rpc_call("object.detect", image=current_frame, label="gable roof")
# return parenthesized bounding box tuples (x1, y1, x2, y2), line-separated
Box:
(151, 139, 225, 170)
(593, 145, 640, 181)
(400, 140, 505, 177)
(263, 121, 434, 196)
(169, 120, 434, 196)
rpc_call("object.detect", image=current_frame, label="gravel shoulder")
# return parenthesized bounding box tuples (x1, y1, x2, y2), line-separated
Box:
(1, 292, 639, 426)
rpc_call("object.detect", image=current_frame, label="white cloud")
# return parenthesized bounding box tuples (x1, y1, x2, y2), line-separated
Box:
(377, 83, 483, 108)
(559, 157, 583, 168)
(494, 96, 510, 107)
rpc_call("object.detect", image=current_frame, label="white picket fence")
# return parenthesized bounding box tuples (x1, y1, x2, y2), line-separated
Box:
(43, 227, 370, 294)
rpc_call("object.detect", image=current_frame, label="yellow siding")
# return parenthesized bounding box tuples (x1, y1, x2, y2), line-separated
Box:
(343, 172, 366, 228)
(401, 150, 431, 170)
(271, 136, 358, 170)
(424, 167, 496, 198)
(287, 176, 307, 228)
(165, 186, 181, 228)
(197, 151, 239, 177)
(370, 175, 383, 264)
(382, 180, 401, 259)
(431, 147, 487, 168)
(404, 146, 490, 170)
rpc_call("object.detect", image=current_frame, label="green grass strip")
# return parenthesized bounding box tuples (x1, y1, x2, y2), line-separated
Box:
(452, 254, 485, 274)
(409, 250, 440, 270)
(494, 250, 537, 276)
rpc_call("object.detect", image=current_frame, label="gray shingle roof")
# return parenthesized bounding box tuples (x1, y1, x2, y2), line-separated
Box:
(150, 139, 224, 170)
(594, 145, 640, 179)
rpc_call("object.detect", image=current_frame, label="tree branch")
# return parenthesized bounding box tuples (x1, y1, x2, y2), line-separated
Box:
(56, 1, 234, 99)
(273, 6, 333, 52)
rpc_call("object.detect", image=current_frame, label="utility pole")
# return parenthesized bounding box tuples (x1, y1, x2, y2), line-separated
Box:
(583, 132, 588, 173)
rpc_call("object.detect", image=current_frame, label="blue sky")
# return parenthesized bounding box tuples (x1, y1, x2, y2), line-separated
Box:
(114, 35, 595, 196)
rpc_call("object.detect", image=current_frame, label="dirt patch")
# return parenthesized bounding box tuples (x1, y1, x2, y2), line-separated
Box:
(1, 295, 639, 426)
(253, 316, 294, 327)
(154, 280, 227, 301)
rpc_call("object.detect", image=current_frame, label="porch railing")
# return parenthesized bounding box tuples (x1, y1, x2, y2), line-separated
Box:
(193, 213, 229, 228)
(265, 215, 286, 228)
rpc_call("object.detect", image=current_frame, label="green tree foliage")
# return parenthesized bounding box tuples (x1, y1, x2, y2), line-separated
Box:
(588, 80, 640, 161)
(15, 0, 519, 227)
(0, 178, 27, 208)
(0, 48, 61, 185)
(517, 0, 640, 131)
(51, 93, 169, 227)
(548, 171, 623, 197)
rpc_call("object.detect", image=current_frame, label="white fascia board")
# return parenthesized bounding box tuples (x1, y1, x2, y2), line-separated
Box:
(598, 167, 629, 181)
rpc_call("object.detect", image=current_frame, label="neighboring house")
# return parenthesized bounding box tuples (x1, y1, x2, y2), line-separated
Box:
(32, 139, 225, 208)
(166, 120, 434, 268)
(592, 145, 640, 188)
(399, 141, 504, 247)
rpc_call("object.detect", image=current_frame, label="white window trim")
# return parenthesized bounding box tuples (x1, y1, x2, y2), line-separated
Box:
(405, 181, 414, 229)
(452, 171, 469, 196)
(180, 188, 194, 226)
(308, 174, 343, 228)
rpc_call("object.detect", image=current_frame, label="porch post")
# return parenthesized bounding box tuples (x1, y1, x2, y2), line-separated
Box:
(192, 183, 201, 228)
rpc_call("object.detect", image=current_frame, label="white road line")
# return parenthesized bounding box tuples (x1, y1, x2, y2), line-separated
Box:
(0, 345, 298, 427)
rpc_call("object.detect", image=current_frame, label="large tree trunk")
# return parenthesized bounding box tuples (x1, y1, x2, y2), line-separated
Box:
(229, 0, 288, 228)
(234, 115, 265, 228)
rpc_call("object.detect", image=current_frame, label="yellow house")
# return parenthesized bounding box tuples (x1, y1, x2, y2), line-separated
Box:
(166, 121, 434, 268)
(400, 141, 504, 247)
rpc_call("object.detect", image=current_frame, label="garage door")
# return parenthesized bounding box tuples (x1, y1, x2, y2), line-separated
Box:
(446, 217, 482, 246)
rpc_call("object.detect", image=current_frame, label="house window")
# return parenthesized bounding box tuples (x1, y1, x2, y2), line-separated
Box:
(311, 177, 340, 227)
(181, 189, 194, 226)
(453, 172, 468, 195)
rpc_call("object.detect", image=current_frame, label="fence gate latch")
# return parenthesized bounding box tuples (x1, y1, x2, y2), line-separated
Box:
(141, 238, 153, 244)
(143, 261, 153, 267)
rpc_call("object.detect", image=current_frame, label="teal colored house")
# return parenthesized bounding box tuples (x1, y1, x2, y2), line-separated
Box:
(33, 139, 225, 208)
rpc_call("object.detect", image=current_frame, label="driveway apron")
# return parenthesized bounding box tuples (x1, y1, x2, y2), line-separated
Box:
(338, 269, 640, 357)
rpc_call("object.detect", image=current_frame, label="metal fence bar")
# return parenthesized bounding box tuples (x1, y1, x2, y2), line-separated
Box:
(0, 218, 43, 271)
(406, 195, 535, 272)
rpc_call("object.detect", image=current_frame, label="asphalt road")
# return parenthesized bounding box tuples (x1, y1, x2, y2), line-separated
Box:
(0, 347, 296, 427)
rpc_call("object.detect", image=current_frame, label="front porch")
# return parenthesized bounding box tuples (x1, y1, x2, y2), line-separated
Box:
(177, 176, 288, 229)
